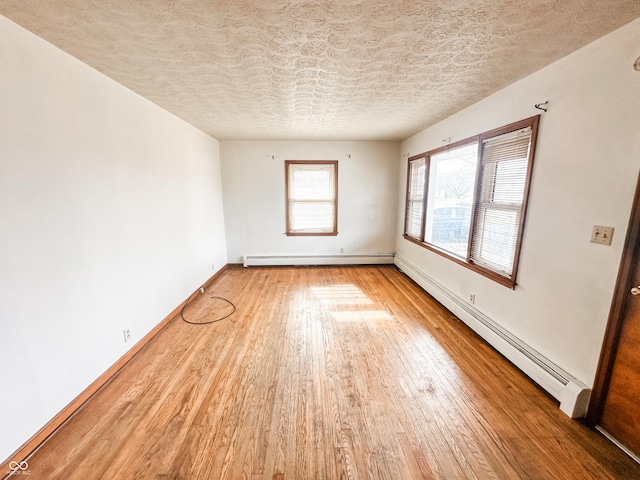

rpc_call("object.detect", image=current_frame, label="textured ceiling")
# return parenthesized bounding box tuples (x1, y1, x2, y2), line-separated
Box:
(1, 1, 639, 141)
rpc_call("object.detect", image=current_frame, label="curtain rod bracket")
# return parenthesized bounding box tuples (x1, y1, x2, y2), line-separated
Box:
(535, 101, 549, 112)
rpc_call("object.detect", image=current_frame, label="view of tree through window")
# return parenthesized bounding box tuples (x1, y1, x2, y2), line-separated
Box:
(425, 143, 478, 257)
(403, 116, 539, 288)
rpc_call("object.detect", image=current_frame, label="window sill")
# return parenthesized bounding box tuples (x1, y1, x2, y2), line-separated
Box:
(402, 234, 516, 289)
(286, 232, 338, 236)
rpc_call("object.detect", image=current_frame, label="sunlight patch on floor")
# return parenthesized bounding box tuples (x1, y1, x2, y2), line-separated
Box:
(311, 284, 391, 321)
(329, 310, 393, 321)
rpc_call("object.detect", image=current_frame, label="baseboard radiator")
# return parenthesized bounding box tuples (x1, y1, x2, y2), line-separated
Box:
(243, 253, 395, 267)
(394, 254, 591, 418)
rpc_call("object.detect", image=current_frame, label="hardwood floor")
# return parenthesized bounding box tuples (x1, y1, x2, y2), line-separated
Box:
(18, 265, 640, 479)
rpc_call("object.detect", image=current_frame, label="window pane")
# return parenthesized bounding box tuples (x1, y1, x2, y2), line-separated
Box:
(473, 208, 519, 273)
(492, 158, 528, 203)
(408, 161, 425, 195)
(406, 200, 423, 238)
(292, 168, 333, 200)
(291, 202, 334, 231)
(425, 143, 477, 257)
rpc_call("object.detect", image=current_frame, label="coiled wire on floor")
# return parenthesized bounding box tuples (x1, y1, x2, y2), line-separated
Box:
(180, 288, 236, 325)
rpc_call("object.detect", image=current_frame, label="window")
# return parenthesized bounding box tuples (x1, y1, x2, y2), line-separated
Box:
(286, 160, 338, 236)
(425, 142, 477, 257)
(403, 116, 539, 287)
(405, 157, 426, 239)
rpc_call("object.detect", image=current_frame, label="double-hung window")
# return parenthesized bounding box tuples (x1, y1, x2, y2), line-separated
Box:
(405, 156, 426, 239)
(403, 116, 539, 287)
(286, 160, 338, 236)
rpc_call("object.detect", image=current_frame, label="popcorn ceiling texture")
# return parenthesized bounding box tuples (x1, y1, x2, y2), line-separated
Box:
(1, 1, 639, 140)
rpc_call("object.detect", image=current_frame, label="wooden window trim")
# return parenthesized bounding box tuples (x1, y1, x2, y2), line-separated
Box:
(285, 160, 338, 236)
(402, 115, 540, 289)
(403, 154, 428, 240)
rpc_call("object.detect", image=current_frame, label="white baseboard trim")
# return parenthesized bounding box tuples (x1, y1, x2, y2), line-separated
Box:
(243, 254, 395, 267)
(394, 254, 590, 418)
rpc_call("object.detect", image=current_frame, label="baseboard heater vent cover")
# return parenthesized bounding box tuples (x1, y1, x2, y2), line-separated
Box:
(243, 254, 394, 267)
(394, 254, 591, 418)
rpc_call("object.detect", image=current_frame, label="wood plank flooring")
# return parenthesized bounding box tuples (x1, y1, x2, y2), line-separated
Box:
(17, 265, 640, 479)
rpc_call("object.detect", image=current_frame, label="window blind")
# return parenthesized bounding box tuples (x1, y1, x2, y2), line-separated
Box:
(470, 126, 533, 276)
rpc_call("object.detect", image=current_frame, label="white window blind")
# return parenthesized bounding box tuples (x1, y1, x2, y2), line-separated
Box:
(287, 161, 337, 234)
(470, 126, 532, 277)
(405, 157, 426, 239)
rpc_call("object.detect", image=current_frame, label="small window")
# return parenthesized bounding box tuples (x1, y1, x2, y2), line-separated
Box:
(403, 116, 539, 288)
(286, 160, 338, 236)
(404, 156, 426, 239)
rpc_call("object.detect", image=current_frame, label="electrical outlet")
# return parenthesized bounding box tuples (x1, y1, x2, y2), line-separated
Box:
(591, 225, 614, 246)
(123, 328, 131, 343)
(469, 293, 476, 305)
(211, 263, 216, 270)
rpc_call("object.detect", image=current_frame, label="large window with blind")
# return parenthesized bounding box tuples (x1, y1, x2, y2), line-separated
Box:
(403, 116, 539, 288)
(286, 160, 338, 236)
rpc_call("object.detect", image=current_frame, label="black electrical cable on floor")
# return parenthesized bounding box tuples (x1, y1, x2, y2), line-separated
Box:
(180, 288, 236, 325)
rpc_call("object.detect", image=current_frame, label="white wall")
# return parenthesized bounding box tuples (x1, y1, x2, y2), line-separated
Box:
(396, 18, 640, 388)
(0, 16, 227, 462)
(221, 141, 399, 262)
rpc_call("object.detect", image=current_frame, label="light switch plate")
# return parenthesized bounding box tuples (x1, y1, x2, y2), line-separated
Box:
(591, 225, 614, 245)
